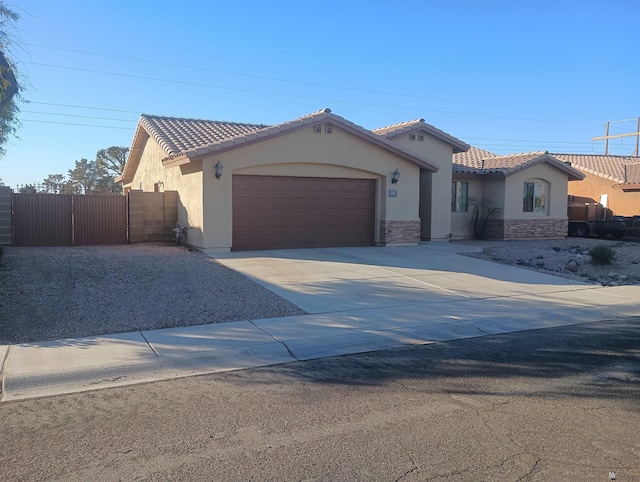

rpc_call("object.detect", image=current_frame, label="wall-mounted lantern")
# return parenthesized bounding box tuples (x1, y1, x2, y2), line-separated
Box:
(391, 169, 400, 184)
(215, 161, 224, 180)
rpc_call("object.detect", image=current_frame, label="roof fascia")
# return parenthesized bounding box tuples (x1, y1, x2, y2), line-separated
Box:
(381, 123, 470, 153)
(504, 154, 585, 181)
(163, 154, 191, 168)
(118, 123, 150, 184)
(329, 116, 439, 171)
(570, 164, 624, 183)
(162, 113, 440, 172)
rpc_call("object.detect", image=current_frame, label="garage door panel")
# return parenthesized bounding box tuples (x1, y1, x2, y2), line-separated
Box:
(232, 175, 375, 251)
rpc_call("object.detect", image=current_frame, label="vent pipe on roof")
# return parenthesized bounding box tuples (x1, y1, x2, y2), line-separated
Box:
(624, 164, 628, 183)
(481, 159, 485, 174)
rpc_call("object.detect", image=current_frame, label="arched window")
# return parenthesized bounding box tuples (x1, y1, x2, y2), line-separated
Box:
(523, 179, 548, 213)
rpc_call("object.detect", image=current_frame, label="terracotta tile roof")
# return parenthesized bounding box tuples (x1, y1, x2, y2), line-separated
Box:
(140, 115, 266, 157)
(372, 118, 470, 153)
(372, 118, 426, 134)
(154, 108, 440, 173)
(120, 109, 443, 183)
(453, 146, 584, 180)
(452, 146, 498, 170)
(551, 153, 640, 184)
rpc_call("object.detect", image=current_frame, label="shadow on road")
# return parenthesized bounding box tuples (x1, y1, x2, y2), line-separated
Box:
(231, 318, 640, 406)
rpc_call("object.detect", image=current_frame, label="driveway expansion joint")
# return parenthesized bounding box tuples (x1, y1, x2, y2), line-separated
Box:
(249, 320, 299, 362)
(139, 331, 159, 357)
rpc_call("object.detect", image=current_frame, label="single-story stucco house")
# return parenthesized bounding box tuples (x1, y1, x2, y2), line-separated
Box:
(117, 108, 586, 251)
(117, 108, 469, 253)
(451, 147, 585, 240)
(551, 153, 640, 217)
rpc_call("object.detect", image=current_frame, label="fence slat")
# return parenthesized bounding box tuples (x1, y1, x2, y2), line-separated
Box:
(11, 191, 177, 246)
(12, 193, 73, 246)
(74, 195, 127, 245)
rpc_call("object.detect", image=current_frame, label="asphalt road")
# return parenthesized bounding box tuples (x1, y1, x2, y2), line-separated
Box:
(2, 318, 639, 481)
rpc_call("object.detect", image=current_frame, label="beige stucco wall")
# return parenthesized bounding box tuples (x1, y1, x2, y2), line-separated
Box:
(124, 136, 205, 247)
(385, 134, 453, 241)
(450, 164, 570, 240)
(450, 177, 484, 240)
(503, 163, 568, 219)
(568, 171, 640, 216)
(196, 124, 422, 251)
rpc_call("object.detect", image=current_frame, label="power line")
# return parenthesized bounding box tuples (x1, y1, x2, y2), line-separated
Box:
(27, 43, 611, 118)
(20, 105, 616, 147)
(462, 136, 593, 145)
(16, 118, 611, 153)
(30, 101, 142, 114)
(24, 61, 604, 126)
(476, 143, 600, 149)
(23, 110, 136, 122)
(21, 119, 132, 130)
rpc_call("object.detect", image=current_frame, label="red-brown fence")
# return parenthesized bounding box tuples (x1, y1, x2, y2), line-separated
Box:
(12, 193, 127, 246)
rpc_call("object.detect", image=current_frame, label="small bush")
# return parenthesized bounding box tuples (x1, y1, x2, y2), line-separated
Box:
(589, 244, 616, 265)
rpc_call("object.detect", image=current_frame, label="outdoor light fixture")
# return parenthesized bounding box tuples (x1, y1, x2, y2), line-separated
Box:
(391, 169, 400, 184)
(214, 161, 224, 180)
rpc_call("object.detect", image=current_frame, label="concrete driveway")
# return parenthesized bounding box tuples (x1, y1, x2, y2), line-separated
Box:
(216, 243, 640, 342)
(4, 242, 640, 402)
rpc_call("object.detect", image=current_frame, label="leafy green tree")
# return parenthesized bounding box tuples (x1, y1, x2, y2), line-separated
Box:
(18, 183, 37, 193)
(68, 158, 101, 194)
(68, 157, 122, 194)
(93, 173, 121, 194)
(0, 2, 23, 157)
(96, 146, 129, 176)
(42, 174, 68, 194)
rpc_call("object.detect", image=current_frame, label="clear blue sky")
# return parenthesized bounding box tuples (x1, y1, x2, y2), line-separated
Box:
(1, 0, 639, 187)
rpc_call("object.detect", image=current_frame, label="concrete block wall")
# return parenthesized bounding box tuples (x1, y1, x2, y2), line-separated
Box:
(0, 186, 11, 245)
(379, 220, 421, 245)
(485, 218, 568, 240)
(128, 190, 178, 243)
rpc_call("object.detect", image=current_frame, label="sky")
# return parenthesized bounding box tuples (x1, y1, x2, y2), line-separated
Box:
(1, 0, 639, 187)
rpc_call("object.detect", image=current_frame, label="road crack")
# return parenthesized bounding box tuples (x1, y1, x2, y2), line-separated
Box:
(515, 458, 541, 481)
(395, 465, 419, 481)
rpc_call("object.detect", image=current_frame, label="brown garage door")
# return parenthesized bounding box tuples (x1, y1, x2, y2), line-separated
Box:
(233, 175, 375, 250)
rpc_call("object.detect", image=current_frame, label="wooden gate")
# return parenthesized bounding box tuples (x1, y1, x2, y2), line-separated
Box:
(12, 193, 127, 246)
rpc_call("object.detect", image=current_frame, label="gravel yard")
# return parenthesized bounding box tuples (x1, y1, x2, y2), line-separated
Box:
(0, 244, 305, 344)
(462, 237, 640, 286)
(2, 239, 638, 345)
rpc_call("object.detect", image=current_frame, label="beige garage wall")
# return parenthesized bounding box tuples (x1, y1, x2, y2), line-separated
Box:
(127, 136, 205, 248)
(504, 163, 568, 219)
(199, 124, 422, 251)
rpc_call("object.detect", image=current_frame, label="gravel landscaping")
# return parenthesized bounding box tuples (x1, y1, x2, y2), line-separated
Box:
(0, 244, 305, 344)
(462, 237, 640, 286)
(2, 238, 638, 345)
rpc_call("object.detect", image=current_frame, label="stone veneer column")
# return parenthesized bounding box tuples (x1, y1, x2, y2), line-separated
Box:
(379, 220, 421, 245)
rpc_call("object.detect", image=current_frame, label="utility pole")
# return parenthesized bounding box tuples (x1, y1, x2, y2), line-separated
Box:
(592, 118, 640, 156)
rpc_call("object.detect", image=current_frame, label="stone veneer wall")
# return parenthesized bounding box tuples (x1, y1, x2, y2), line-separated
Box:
(484, 218, 568, 240)
(379, 220, 421, 244)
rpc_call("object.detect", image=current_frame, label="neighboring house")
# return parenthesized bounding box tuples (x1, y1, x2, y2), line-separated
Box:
(451, 147, 584, 240)
(551, 154, 640, 217)
(117, 109, 468, 253)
